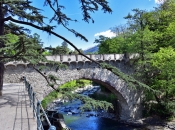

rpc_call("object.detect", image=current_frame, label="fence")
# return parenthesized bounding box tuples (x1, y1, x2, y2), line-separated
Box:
(24, 77, 56, 130)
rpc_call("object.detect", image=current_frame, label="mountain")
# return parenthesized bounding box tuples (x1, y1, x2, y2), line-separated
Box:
(83, 45, 99, 54)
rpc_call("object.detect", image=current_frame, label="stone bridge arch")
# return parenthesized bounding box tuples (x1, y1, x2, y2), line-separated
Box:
(51, 68, 143, 121)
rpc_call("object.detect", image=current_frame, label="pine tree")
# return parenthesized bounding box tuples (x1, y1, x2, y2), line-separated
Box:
(0, 0, 112, 93)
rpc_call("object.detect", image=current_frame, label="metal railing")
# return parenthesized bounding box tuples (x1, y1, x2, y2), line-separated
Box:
(24, 77, 56, 130)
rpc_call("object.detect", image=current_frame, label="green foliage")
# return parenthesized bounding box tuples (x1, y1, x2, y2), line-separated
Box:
(48, 74, 60, 83)
(98, 0, 175, 56)
(1, 33, 47, 64)
(41, 91, 62, 109)
(42, 79, 113, 112)
(44, 61, 68, 72)
(90, 93, 117, 103)
(71, 48, 84, 55)
(0, 0, 112, 62)
(38, 65, 49, 71)
(137, 47, 175, 118)
(150, 47, 175, 100)
(62, 92, 113, 113)
(100, 85, 111, 93)
(143, 100, 175, 118)
(42, 79, 93, 107)
(51, 43, 70, 55)
(76, 79, 92, 88)
(100, 63, 156, 92)
(60, 80, 77, 91)
(60, 79, 92, 91)
(96, 0, 175, 118)
(0, 33, 19, 55)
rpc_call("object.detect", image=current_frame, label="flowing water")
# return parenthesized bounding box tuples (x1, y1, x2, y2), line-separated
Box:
(56, 100, 145, 130)
(54, 85, 146, 130)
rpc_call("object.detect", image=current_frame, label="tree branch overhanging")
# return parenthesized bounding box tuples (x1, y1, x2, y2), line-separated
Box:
(33, 66, 59, 92)
(5, 16, 100, 65)
(45, 0, 88, 42)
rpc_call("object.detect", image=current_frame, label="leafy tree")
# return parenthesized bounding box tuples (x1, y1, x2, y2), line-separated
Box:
(151, 47, 175, 99)
(61, 41, 70, 54)
(97, 25, 136, 54)
(98, 36, 127, 54)
(124, 9, 156, 60)
(72, 48, 83, 54)
(142, 47, 175, 117)
(96, 0, 175, 117)
(52, 45, 67, 55)
(131, 1, 175, 117)
(154, 0, 175, 49)
(61, 41, 68, 49)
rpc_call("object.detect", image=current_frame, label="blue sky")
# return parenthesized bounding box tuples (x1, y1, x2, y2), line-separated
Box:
(28, 0, 163, 50)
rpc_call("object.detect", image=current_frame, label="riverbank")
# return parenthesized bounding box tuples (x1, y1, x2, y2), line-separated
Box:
(142, 116, 175, 130)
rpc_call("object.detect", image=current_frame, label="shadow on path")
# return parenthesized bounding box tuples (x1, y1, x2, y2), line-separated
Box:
(0, 83, 37, 130)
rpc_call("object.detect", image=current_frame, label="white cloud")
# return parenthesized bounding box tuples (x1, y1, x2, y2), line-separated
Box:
(94, 30, 116, 38)
(155, 0, 166, 4)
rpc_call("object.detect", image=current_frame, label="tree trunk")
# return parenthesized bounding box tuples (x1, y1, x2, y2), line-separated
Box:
(0, 3, 5, 92)
(0, 62, 4, 92)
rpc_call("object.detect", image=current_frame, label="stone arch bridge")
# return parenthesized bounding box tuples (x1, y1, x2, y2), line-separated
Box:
(4, 54, 142, 121)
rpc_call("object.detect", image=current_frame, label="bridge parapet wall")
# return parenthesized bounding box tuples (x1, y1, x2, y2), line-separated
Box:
(45, 53, 138, 62)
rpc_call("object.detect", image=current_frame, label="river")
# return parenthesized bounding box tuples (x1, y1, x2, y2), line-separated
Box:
(52, 85, 146, 130)
(56, 100, 145, 130)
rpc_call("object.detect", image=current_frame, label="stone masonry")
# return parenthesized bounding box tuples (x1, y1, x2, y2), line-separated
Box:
(3, 54, 142, 121)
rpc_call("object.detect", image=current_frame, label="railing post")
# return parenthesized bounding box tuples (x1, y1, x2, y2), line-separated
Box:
(29, 86, 33, 107)
(24, 77, 27, 90)
(33, 92, 36, 118)
(26, 81, 28, 91)
(27, 83, 30, 95)
(37, 101, 42, 130)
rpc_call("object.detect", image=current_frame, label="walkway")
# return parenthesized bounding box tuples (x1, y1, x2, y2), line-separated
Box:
(0, 83, 37, 130)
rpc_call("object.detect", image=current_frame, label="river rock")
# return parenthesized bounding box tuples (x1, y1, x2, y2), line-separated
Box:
(67, 112, 72, 115)
(168, 125, 175, 129)
(86, 114, 90, 117)
(71, 109, 79, 114)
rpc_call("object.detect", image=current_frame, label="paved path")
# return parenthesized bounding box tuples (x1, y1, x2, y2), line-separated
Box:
(0, 83, 37, 130)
